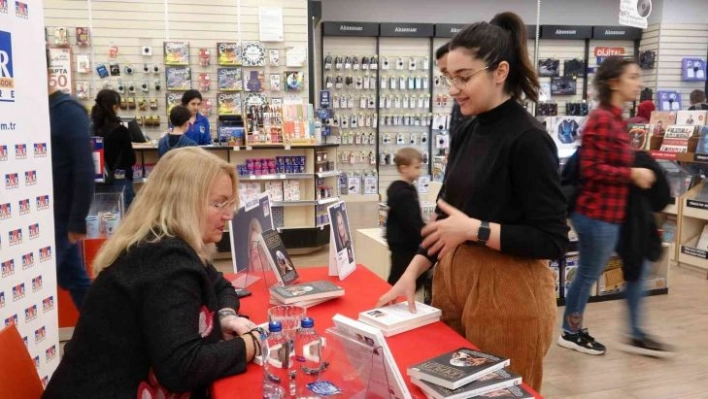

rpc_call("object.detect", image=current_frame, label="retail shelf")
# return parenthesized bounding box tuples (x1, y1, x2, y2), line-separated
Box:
(682, 202, 708, 221)
(277, 223, 329, 232)
(315, 170, 341, 178)
(241, 173, 312, 181)
(272, 197, 339, 207)
(663, 202, 678, 215)
(340, 194, 380, 203)
(316, 197, 339, 205)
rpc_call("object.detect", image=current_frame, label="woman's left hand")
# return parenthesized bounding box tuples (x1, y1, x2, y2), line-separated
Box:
(421, 200, 478, 260)
(220, 316, 257, 340)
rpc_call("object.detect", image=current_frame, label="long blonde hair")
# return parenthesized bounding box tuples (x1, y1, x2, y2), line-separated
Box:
(93, 147, 238, 274)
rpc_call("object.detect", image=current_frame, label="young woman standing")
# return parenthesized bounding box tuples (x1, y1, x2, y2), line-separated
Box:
(377, 12, 569, 390)
(558, 57, 655, 355)
(91, 89, 137, 208)
(181, 90, 212, 145)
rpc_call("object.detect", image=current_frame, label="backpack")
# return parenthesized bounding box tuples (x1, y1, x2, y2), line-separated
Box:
(560, 148, 581, 213)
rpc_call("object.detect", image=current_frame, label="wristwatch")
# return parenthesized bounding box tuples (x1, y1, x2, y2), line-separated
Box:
(477, 221, 491, 246)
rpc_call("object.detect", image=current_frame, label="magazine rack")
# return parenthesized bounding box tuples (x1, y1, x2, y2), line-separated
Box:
(320, 327, 393, 399)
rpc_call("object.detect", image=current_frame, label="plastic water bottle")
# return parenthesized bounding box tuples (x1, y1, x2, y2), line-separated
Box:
(295, 317, 323, 398)
(263, 321, 295, 399)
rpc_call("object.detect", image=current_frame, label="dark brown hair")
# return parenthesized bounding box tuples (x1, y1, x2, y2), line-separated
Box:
(435, 42, 451, 61)
(169, 105, 192, 127)
(450, 12, 539, 102)
(594, 57, 637, 106)
(690, 89, 706, 105)
(91, 89, 121, 137)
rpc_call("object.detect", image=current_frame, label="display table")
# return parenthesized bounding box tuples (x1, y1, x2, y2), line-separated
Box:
(354, 228, 389, 280)
(211, 266, 541, 399)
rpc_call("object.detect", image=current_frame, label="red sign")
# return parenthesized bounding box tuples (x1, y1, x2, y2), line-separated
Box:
(594, 47, 626, 57)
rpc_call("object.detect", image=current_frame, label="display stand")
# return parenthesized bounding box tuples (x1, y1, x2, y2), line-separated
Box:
(322, 327, 392, 399)
(327, 201, 356, 280)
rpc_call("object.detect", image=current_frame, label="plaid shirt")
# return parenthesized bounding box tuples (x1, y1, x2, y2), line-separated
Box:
(575, 105, 634, 223)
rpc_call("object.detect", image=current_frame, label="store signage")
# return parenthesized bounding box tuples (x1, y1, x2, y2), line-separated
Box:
(434, 24, 465, 38)
(322, 22, 379, 37)
(541, 25, 592, 40)
(594, 46, 626, 64)
(619, 0, 651, 29)
(47, 47, 72, 95)
(526, 25, 538, 39)
(592, 25, 642, 40)
(380, 23, 434, 38)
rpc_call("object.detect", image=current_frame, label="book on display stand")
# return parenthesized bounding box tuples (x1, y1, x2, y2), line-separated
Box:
(229, 193, 275, 293)
(327, 201, 356, 280)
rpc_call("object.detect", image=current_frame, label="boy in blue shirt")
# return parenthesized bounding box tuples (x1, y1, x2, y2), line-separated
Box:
(159, 106, 198, 157)
(180, 90, 212, 145)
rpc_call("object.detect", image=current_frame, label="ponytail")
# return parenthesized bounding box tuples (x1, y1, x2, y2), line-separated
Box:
(91, 89, 121, 136)
(450, 11, 539, 102)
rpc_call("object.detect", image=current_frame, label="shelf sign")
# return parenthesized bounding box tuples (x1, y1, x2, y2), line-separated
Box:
(686, 199, 708, 210)
(380, 23, 434, 38)
(434, 24, 465, 38)
(592, 26, 642, 40)
(541, 25, 592, 40)
(322, 22, 379, 37)
(595, 46, 626, 64)
(696, 153, 708, 162)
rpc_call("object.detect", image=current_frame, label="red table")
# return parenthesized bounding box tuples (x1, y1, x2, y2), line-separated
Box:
(211, 266, 542, 399)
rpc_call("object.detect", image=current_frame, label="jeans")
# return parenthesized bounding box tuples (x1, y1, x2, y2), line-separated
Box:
(55, 226, 93, 309)
(112, 179, 135, 210)
(625, 260, 650, 339)
(562, 212, 620, 333)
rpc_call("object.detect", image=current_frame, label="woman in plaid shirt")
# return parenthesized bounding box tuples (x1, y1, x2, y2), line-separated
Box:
(558, 57, 655, 356)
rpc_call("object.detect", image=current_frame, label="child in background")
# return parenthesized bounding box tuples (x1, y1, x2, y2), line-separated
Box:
(385, 148, 427, 291)
(158, 106, 198, 158)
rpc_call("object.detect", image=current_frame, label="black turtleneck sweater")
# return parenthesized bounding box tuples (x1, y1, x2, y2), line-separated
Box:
(419, 99, 569, 262)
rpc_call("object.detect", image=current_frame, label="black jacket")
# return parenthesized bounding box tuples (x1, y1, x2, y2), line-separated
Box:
(386, 181, 425, 251)
(49, 91, 95, 234)
(616, 151, 670, 282)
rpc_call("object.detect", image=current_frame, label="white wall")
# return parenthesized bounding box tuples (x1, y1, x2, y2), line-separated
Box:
(320, 0, 626, 25)
(659, 0, 708, 24)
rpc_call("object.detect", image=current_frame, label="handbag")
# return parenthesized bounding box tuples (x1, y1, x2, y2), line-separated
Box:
(560, 148, 582, 213)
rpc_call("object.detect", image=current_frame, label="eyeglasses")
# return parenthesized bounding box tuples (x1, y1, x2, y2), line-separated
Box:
(208, 199, 237, 213)
(444, 66, 491, 88)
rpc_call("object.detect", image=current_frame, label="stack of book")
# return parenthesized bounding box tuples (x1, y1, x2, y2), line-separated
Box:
(357, 301, 441, 337)
(269, 280, 344, 308)
(408, 348, 534, 398)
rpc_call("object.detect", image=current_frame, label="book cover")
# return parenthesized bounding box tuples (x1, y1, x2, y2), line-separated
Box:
(411, 369, 522, 399)
(284, 71, 304, 92)
(259, 229, 298, 285)
(163, 42, 189, 66)
(407, 348, 510, 390)
(242, 42, 266, 66)
(332, 314, 411, 399)
(217, 92, 243, 116)
(229, 193, 275, 273)
(270, 280, 343, 304)
(359, 301, 441, 330)
(243, 70, 265, 92)
(627, 124, 652, 150)
(75, 27, 89, 46)
(270, 74, 282, 91)
(474, 385, 534, 399)
(649, 111, 677, 136)
(675, 110, 707, 126)
(217, 42, 243, 66)
(265, 181, 284, 202)
(165, 92, 185, 116)
(165, 67, 191, 91)
(696, 126, 708, 156)
(218, 68, 243, 91)
(661, 216, 677, 243)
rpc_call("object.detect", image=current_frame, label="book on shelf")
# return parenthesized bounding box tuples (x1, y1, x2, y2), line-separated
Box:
(411, 368, 522, 399)
(649, 111, 677, 136)
(675, 110, 707, 126)
(257, 229, 298, 286)
(694, 225, 708, 251)
(358, 301, 441, 337)
(627, 124, 652, 150)
(331, 314, 411, 399)
(695, 126, 708, 158)
(407, 348, 510, 390)
(659, 125, 697, 153)
(269, 280, 343, 305)
(661, 216, 677, 243)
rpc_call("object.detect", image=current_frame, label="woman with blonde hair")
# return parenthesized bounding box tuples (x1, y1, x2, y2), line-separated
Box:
(43, 147, 260, 399)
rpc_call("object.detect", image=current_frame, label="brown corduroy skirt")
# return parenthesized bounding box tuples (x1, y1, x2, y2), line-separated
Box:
(432, 244, 556, 392)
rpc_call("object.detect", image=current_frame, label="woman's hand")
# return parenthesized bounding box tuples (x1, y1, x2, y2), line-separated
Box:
(421, 200, 478, 260)
(220, 316, 257, 340)
(376, 273, 418, 313)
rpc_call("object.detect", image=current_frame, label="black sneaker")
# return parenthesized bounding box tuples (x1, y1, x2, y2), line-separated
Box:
(557, 328, 606, 355)
(620, 335, 674, 358)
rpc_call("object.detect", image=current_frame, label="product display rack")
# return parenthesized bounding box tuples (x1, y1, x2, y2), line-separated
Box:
(320, 22, 381, 202)
(131, 143, 339, 251)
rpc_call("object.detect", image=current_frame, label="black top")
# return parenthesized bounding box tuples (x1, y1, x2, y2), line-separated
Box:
(689, 103, 708, 111)
(386, 180, 425, 251)
(48, 91, 95, 234)
(102, 123, 136, 180)
(43, 238, 246, 399)
(419, 99, 569, 262)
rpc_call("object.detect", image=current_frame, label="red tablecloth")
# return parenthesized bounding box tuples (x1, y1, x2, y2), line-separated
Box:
(211, 266, 542, 399)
